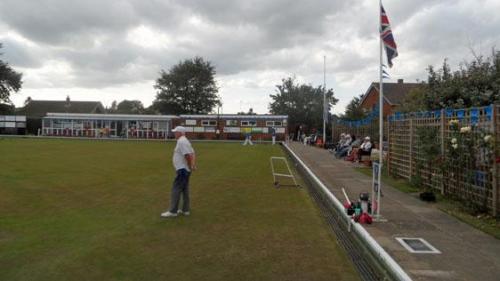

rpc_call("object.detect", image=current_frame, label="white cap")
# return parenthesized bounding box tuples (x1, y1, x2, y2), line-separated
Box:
(365, 136, 370, 140)
(172, 126, 187, 133)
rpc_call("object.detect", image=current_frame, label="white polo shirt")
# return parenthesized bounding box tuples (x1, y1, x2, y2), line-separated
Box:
(173, 136, 195, 171)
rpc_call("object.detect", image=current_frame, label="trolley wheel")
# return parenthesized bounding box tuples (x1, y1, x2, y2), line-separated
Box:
(274, 181, 280, 188)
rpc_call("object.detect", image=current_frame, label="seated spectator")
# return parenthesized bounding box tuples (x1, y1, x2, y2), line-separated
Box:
(329, 133, 345, 153)
(347, 135, 361, 155)
(335, 134, 352, 158)
(311, 133, 318, 145)
(334, 133, 346, 151)
(345, 136, 362, 161)
(357, 137, 373, 162)
(303, 134, 311, 145)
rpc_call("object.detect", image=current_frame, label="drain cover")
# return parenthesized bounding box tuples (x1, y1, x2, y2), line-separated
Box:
(395, 237, 441, 254)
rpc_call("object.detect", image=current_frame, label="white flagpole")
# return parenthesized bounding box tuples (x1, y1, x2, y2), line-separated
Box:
(377, 0, 384, 219)
(323, 55, 326, 145)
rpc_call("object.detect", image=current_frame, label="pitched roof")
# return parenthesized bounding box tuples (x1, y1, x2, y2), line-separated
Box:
(361, 81, 422, 106)
(46, 113, 177, 121)
(18, 100, 105, 118)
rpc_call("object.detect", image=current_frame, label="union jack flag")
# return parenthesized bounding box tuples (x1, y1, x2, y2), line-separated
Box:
(380, 4, 398, 67)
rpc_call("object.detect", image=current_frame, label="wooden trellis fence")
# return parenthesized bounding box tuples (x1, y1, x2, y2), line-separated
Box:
(332, 105, 499, 216)
(388, 105, 499, 216)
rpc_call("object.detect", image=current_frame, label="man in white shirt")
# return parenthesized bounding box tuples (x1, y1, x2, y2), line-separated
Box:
(161, 126, 196, 218)
(357, 136, 373, 162)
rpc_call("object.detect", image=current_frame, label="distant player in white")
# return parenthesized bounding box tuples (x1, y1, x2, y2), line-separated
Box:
(243, 131, 253, 145)
(271, 127, 276, 145)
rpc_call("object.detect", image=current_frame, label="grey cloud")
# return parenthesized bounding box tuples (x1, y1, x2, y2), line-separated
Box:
(400, 1, 500, 66)
(0, 0, 139, 45)
(0, 0, 499, 97)
(1, 39, 43, 68)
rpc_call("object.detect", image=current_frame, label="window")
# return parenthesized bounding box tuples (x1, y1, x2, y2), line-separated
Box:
(225, 127, 240, 133)
(128, 121, 137, 130)
(4, 122, 15, 128)
(185, 119, 196, 126)
(201, 120, 217, 126)
(241, 120, 257, 127)
(157, 121, 168, 130)
(53, 119, 63, 128)
(266, 121, 283, 127)
(139, 121, 152, 129)
(226, 120, 238, 126)
(73, 120, 83, 129)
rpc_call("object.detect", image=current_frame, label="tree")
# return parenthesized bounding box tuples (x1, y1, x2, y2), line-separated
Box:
(398, 87, 427, 113)
(143, 104, 159, 114)
(153, 57, 220, 114)
(116, 100, 145, 114)
(0, 43, 23, 103)
(237, 108, 257, 115)
(269, 77, 337, 133)
(342, 94, 366, 120)
(107, 100, 118, 113)
(403, 50, 500, 111)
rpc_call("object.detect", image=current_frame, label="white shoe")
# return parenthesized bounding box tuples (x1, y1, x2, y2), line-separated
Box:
(178, 210, 190, 216)
(160, 211, 177, 218)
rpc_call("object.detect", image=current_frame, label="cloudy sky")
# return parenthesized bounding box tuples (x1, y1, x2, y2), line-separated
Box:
(1, 0, 499, 114)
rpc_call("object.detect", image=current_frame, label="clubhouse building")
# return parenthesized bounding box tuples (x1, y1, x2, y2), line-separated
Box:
(41, 112, 288, 141)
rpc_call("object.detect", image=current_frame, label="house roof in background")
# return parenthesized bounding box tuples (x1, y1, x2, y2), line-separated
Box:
(17, 100, 105, 118)
(45, 113, 177, 121)
(361, 81, 422, 106)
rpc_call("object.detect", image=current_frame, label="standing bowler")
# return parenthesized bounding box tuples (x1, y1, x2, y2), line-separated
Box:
(161, 126, 196, 218)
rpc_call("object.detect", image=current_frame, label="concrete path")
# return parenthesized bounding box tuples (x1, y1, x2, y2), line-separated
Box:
(287, 142, 500, 281)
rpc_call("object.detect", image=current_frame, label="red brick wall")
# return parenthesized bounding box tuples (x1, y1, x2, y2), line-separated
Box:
(360, 88, 395, 118)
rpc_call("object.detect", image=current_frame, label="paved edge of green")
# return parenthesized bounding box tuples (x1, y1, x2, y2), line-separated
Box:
(354, 166, 500, 240)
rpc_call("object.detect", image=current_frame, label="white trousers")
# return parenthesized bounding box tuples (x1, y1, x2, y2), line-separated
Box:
(243, 136, 253, 145)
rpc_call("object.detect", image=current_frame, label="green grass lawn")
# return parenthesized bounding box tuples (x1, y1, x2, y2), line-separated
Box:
(0, 138, 360, 281)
